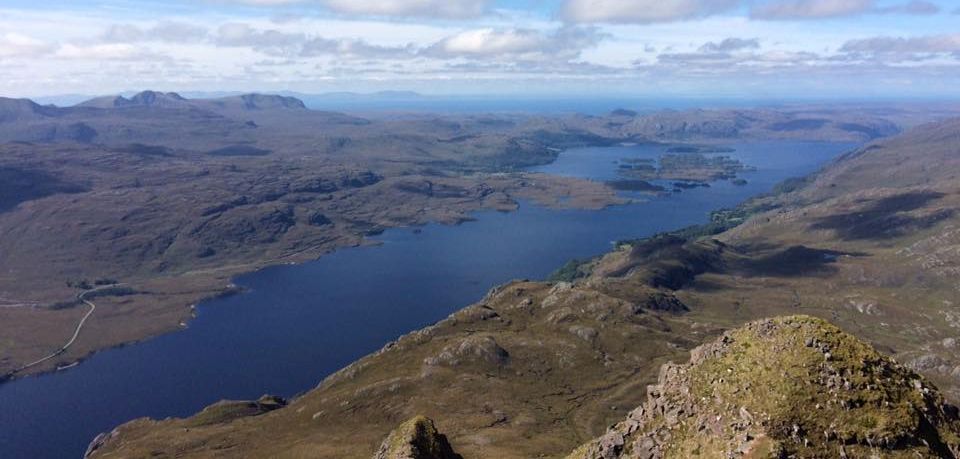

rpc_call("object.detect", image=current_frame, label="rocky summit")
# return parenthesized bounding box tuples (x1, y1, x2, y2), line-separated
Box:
(569, 316, 960, 459)
(374, 416, 462, 459)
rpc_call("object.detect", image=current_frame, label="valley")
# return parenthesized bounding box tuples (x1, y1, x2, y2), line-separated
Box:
(7, 1, 960, 457)
(0, 92, 958, 458)
(0, 134, 853, 457)
(0, 92, 909, 381)
(76, 116, 960, 458)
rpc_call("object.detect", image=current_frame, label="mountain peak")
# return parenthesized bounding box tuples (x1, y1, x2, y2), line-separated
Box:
(78, 91, 190, 109)
(569, 315, 960, 458)
(127, 90, 186, 105)
(0, 97, 50, 123)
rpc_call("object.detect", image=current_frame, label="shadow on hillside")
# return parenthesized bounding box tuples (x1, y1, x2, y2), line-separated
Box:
(810, 191, 952, 241)
(0, 167, 88, 213)
(735, 245, 865, 277)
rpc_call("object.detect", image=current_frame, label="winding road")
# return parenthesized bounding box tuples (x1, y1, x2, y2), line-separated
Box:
(6, 286, 119, 377)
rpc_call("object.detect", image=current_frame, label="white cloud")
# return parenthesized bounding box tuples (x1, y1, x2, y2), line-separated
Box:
(218, 0, 491, 19)
(0, 1, 958, 97)
(207, 21, 603, 62)
(301, 37, 416, 59)
(321, 0, 490, 19)
(751, 0, 941, 19)
(875, 0, 940, 15)
(425, 26, 605, 60)
(148, 22, 209, 42)
(54, 43, 142, 60)
(231, 0, 304, 4)
(211, 22, 417, 59)
(101, 22, 208, 44)
(840, 34, 960, 55)
(751, 0, 873, 19)
(560, 0, 739, 24)
(698, 37, 760, 52)
(214, 22, 304, 55)
(0, 32, 53, 58)
(433, 29, 543, 55)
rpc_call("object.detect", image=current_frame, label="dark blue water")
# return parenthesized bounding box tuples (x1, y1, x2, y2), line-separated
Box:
(0, 141, 853, 458)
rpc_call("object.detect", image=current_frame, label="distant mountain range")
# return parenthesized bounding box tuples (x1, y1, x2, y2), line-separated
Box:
(0, 90, 921, 146)
(77, 91, 307, 111)
(23, 90, 425, 109)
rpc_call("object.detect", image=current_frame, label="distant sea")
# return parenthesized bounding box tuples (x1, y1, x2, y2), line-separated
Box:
(295, 95, 819, 116)
(31, 92, 934, 116)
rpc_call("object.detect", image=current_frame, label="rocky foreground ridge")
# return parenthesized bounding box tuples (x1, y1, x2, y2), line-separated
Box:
(394, 316, 960, 459)
(568, 316, 960, 458)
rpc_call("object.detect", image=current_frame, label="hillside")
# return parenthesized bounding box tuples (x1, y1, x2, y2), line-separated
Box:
(373, 316, 960, 459)
(82, 118, 960, 458)
(570, 316, 960, 458)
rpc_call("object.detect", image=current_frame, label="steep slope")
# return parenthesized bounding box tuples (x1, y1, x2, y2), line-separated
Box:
(569, 316, 960, 458)
(799, 117, 960, 200)
(589, 117, 960, 398)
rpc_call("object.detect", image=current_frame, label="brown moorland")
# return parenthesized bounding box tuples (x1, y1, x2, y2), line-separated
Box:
(3, 92, 929, 379)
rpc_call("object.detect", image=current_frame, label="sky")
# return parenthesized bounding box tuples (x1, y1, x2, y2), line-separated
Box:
(1, 0, 959, 99)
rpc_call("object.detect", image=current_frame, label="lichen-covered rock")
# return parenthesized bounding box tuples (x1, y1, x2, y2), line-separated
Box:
(374, 416, 462, 459)
(569, 315, 960, 459)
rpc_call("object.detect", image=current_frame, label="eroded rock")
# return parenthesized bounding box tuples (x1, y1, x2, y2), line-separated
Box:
(374, 416, 462, 459)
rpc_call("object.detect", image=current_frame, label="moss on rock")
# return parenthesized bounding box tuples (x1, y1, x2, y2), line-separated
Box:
(374, 416, 463, 459)
(570, 315, 960, 458)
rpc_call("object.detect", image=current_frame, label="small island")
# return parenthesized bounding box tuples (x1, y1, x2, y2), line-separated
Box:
(665, 144, 736, 153)
(619, 153, 754, 183)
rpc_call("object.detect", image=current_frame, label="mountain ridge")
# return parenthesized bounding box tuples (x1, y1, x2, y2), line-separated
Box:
(76, 90, 307, 111)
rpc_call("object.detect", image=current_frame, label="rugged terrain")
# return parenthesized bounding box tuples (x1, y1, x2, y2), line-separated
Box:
(570, 316, 960, 458)
(1, 92, 927, 379)
(0, 91, 628, 378)
(81, 116, 960, 458)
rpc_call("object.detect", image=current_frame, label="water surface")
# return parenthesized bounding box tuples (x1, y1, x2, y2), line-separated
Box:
(0, 141, 853, 458)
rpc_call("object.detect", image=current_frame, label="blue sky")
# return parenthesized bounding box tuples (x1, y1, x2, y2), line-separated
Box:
(0, 0, 958, 99)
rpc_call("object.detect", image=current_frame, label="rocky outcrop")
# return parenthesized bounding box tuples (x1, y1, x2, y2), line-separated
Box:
(374, 416, 462, 459)
(190, 203, 296, 248)
(423, 335, 510, 367)
(568, 316, 960, 458)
